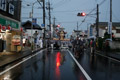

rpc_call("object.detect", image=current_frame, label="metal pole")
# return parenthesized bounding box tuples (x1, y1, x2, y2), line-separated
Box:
(48, 0, 51, 39)
(77, 22, 78, 30)
(43, 0, 45, 39)
(110, 0, 112, 39)
(96, 4, 99, 37)
(31, 4, 34, 50)
(43, 0, 46, 47)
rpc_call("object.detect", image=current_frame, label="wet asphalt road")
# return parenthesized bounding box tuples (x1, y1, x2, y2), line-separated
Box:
(0, 48, 120, 80)
(0, 49, 86, 80)
(77, 49, 120, 80)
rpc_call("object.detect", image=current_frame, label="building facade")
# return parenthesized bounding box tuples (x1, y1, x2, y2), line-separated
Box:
(0, 0, 22, 52)
(88, 22, 120, 38)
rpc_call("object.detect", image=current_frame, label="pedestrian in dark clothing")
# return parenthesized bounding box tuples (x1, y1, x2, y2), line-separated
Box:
(71, 39, 75, 52)
(105, 40, 110, 54)
(90, 39, 96, 55)
(74, 37, 83, 58)
(47, 39, 51, 48)
(54, 41, 59, 49)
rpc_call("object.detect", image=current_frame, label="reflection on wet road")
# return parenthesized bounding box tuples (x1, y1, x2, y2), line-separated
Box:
(0, 49, 86, 80)
(76, 49, 120, 80)
(1, 49, 119, 80)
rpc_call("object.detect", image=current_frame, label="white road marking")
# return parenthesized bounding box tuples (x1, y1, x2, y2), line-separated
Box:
(0, 49, 45, 76)
(67, 50, 92, 80)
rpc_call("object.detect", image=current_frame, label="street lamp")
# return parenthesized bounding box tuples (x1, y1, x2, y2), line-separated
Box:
(27, 1, 38, 50)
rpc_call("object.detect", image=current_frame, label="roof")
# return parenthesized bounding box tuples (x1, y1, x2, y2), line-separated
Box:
(93, 22, 120, 27)
(21, 20, 42, 30)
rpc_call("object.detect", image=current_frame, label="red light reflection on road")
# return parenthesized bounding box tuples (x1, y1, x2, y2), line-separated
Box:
(55, 52, 61, 80)
(56, 52, 61, 67)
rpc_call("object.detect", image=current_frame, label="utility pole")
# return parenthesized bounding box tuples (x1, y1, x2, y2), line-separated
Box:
(110, 0, 112, 39)
(53, 17, 56, 38)
(37, 0, 46, 47)
(53, 17, 56, 28)
(96, 4, 99, 37)
(43, 0, 46, 39)
(77, 22, 78, 30)
(48, 0, 51, 39)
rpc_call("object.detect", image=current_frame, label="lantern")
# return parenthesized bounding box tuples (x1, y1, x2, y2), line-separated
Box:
(2, 26, 6, 31)
(0, 24, 2, 32)
(7, 26, 11, 30)
(0, 24, 2, 29)
(20, 28, 23, 32)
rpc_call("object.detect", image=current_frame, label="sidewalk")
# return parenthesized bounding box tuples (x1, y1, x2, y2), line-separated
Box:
(0, 47, 43, 68)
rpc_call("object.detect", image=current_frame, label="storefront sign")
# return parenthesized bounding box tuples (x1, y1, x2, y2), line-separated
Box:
(9, 3, 14, 15)
(0, 0, 7, 11)
(0, 17, 19, 29)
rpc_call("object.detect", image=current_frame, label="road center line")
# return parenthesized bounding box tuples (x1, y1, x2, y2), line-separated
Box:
(67, 50, 92, 80)
(0, 49, 45, 76)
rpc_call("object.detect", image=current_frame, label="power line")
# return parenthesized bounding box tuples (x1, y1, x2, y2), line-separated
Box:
(78, 0, 107, 27)
(112, 11, 120, 22)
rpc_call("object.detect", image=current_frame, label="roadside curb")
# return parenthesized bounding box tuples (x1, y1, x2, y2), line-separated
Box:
(0, 48, 45, 68)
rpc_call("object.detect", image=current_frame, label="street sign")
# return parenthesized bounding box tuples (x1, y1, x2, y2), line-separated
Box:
(32, 18, 37, 24)
(41, 24, 45, 27)
(108, 22, 112, 34)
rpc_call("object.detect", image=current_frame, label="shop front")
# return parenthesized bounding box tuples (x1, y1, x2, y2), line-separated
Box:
(0, 15, 21, 53)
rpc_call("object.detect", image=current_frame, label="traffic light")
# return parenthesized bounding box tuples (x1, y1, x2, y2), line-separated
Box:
(57, 24, 60, 27)
(77, 12, 86, 16)
(81, 12, 86, 16)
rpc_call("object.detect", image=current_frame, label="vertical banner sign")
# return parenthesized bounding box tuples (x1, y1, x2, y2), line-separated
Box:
(0, 0, 6, 11)
(108, 22, 112, 34)
(9, 3, 14, 15)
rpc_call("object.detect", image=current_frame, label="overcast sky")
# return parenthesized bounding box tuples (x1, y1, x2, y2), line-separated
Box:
(21, 0, 120, 35)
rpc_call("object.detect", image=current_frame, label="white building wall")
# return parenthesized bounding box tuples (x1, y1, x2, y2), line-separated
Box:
(25, 29, 42, 38)
(99, 29, 106, 37)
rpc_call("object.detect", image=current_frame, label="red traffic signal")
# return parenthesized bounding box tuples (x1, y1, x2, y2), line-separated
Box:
(81, 12, 86, 16)
(57, 25, 60, 27)
(77, 12, 86, 16)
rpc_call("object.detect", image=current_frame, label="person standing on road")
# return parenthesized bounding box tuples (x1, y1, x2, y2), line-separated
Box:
(38, 37, 43, 48)
(33, 31, 38, 44)
(23, 37, 26, 48)
(74, 37, 81, 58)
(90, 39, 96, 55)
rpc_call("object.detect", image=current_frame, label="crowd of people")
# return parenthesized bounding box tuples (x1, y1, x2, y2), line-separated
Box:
(22, 30, 98, 57)
(70, 37, 96, 58)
